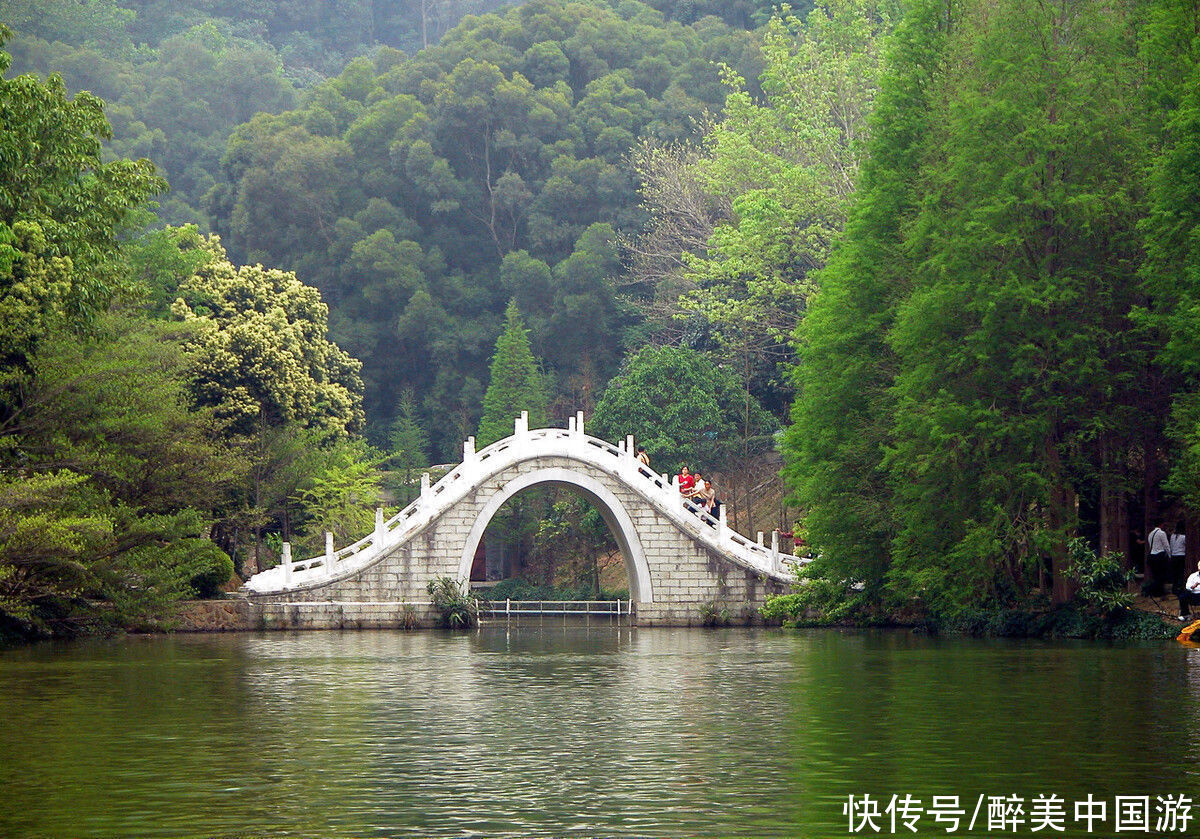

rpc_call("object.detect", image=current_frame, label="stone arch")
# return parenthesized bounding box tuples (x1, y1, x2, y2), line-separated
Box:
(457, 467, 655, 603)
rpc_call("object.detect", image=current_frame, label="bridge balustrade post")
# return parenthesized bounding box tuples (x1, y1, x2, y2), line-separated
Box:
(718, 504, 728, 544)
(325, 531, 335, 575)
(463, 436, 476, 465)
(515, 411, 529, 439)
(575, 410, 585, 437)
(375, 507, 385, 542)
(757, 531, 764, 547)
(771, 529, 780, 571)
(282, 541, 293, 587)
(420, 472, 431, 505)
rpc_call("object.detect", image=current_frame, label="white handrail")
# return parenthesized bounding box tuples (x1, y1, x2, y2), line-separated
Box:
(245, 422, 803, 593)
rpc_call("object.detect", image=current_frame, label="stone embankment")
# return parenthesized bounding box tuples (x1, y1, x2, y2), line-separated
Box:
(174, 598, 441, 631)
(174, 598, 259, 631)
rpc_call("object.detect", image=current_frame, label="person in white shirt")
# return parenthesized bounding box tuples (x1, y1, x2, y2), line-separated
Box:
(1170, 524, 1187, 594)
(686, 472, 708, 513)
(1179, 560, 1200, 620)
(1146, 521, 1170, 596)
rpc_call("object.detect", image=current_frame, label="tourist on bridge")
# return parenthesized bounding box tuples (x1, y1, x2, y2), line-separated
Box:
(677, 466, 695, 496)
(694, 475, 716, 513)
(707, 482, 722, 521)
(686, 471, 709, 514)
(637, 446, 650, 467)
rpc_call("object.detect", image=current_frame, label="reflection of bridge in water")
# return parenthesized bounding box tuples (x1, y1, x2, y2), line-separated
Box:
(242, 413, 801, 627)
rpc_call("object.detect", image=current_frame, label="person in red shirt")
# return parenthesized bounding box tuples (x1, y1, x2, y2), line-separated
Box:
(677, 466, 695, 495)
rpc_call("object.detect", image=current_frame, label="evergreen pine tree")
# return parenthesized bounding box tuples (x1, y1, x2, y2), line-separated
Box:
(1140, 0, 1200, 512)
(388, 390, 429, 504)
(884, 0, 1149, 609)
(781, 0, 957, 598)
(477, 300, 548, 447)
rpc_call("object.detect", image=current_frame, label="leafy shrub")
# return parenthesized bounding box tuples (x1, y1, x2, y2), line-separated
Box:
(699, 602, 731, 627)
(934, 604, 1177, 640)
(427, 577, 478, 629)
(1104, 609, 1178, 641)
(1068, 538, 1133, 615)
(760, 563, 875, 626)
(187, 541, 235, 599)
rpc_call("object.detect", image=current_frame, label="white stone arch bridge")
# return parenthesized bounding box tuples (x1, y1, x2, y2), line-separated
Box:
(242, 413, 801, 627)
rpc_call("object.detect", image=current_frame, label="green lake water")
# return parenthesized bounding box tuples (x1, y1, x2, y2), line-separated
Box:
(0, 626, 1197, 838)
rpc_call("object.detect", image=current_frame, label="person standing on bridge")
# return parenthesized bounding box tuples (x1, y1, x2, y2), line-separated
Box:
(637, 446, 650, 467)
(707, 480, 722, 521)
(678, 466, 696, 496)
(688, 471, 709, 513)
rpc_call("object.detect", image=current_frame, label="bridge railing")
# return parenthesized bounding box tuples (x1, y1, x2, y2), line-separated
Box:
(475, 599, 632, 621)
(246, 411, 803, 593)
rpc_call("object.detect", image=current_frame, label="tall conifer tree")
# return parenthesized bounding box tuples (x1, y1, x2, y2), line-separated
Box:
(477, 300, 547, 447)
(781, 0, 957, 598)
(885, 0, 1149, 608)
(1140, 0, 1200, 513)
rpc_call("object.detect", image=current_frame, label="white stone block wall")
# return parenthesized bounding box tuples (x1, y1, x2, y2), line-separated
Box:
(244, 426, 796, 626)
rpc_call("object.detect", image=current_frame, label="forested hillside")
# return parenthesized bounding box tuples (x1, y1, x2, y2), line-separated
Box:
(2, 0, 1198, 638)
(775, 0, 1200, 628)
(3, 0, 774, 456)
(0, 0, 791, 637)
(207, 1, 768, 454)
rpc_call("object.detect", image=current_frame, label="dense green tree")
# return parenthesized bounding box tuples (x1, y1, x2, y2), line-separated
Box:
(288, 437, 383, 548)
(170, 235, 364, 438)
(780, 0, 957, 599)
(544, 222, 625, 395)
(682, 0, 893, 367)
(0, 469, 112, 635)
(7, 21, 296, 227)
(623, 0, 894, 421)
(202, 1, 761, 450)
(0, 29, 164, 410)
(590, 344, 774, 478)
(783, 0, 1165, 618)
(386, 390, 429, 504)
(0, 1, 134, 55)
(0, 315, 245, 637)
(1140, 0, 1200, 514)
(477, 300, 548, 446)
(884, 0, 1149, 609)
(167, 235, 371, 570)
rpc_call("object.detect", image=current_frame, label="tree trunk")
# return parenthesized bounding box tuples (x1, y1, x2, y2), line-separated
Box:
(1099, 474, 1122, 559)
(1045, 440, 1076, 604)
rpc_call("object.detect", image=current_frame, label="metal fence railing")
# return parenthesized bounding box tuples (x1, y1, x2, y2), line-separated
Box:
(475, 599, 632, 625)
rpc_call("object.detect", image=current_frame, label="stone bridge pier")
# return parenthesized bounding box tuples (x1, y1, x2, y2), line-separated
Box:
(243, 414, 799, 628)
